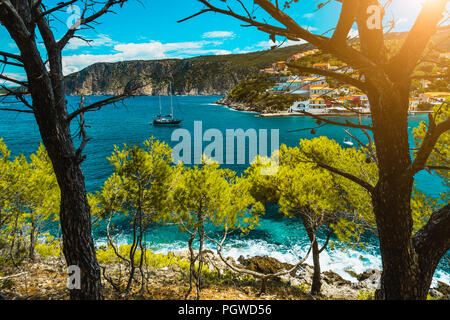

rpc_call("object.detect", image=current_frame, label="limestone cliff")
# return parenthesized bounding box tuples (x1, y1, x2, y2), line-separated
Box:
(64, 43, 315, 95)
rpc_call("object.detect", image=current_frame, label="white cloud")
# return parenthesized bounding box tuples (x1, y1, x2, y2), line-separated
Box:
(62, 40, 231, 74)
(302, 13, 314, 19)
(348, 29, 359, 39)
(65, 34, 118, 50)
(0, 72, 27, 86)
(301, 25, 318, 31)
(397, 17, 408, 25)
(232, 48, 251, 54)
(5, 72, 26, 80)
(202, 31, 235, 39)
(255, 38, 306, 49)
(62, 53, 124, 74)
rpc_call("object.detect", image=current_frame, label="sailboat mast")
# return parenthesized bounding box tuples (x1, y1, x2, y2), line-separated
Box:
(170, 80, 173, 118)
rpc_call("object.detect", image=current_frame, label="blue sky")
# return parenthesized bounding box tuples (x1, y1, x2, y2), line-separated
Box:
(0, 0, 447, 80)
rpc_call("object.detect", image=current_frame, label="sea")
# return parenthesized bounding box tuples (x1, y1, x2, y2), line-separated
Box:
(0, 95, 448, 285)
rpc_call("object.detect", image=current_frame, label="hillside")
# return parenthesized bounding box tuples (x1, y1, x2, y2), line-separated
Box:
(64, 43, 315, 96)
(64, 27, 450, 96)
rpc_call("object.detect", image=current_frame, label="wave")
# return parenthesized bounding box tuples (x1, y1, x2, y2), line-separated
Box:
(95, 235, 450, 287)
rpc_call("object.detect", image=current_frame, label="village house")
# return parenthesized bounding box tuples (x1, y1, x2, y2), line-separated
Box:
(259, 67, 278, 75)
(302, 76, 328, 88)
(309, 95, 327, 109)
(272, 61, 287, 72)
(409, 98, 420, 111)
(310, 85, 333, 96)
(420, 79, 432, 88)
(420, 92, 450, 105)
(313, 62, 330, 69)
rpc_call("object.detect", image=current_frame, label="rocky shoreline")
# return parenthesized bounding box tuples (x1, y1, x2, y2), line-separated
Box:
(215, 95, 263, 113)
(214, 95, 361, 117)
(3, 250, 447, 300)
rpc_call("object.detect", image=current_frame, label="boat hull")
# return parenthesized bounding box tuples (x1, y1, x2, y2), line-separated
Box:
(153, 119, 182, 125)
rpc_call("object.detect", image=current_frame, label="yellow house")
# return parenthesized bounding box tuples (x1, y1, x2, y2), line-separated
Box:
(309, 95, 327, 109)
(313, 63, 330, 69)
(272, 61, 286, 71)
(259, 68, 278, 75)
(286, 79, 303, 83)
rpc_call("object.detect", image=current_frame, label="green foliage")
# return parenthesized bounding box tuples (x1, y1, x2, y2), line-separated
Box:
(35, 236, 61, 258)
(171, 157, 264, 298)
(228, 76, 274, 102)
(0, 278, 14, 290)
(0, 140, 60, 262)
(96, 244, 189, 269)
(91, 138, 175, 291)
(171, 158, 263, 234)
(417, 103, 434, 111)
(357, 289, 375, 300)
(228, 76, 299, 112)
(413, 101, 449, 203)
(426, 80, 449, 92)
(91, 138, 174, 225)
(247, 137, 377, 247)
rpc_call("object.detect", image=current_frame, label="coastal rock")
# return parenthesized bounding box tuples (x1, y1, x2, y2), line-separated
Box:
(215, 96, 261, 113)
(322, 271, 353, 287)
(358, 269, 381, 291)
(237, 256, 298, 275)
(345, 268, 381, 291)
(429, 288, 444, 299)
(358, 269, 380, 282)
(435, 281, 450, 299)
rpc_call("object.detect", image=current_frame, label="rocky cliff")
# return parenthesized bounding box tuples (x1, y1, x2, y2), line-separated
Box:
(64, 43, 315, 96)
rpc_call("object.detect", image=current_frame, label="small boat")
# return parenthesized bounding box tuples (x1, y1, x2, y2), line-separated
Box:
(343, 137, 354, 146)
(152, 81, 182, 126)
(153, 115, 182, 125)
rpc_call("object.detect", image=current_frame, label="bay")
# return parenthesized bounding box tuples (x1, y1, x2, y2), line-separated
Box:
(0, 95, 448, 284)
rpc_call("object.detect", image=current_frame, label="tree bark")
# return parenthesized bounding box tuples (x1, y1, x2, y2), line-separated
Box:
(31, 91, 103, 299)
(196, 212, 205, 300)
(370, 90, 422, 300)
(29, 216, 36, 261)
(413, 204, 450, 299)
(300, 210, 321, 295)
(186, 232, 197, 299)
(310, 239, 321, 295)
(0, 0, 133, 300)
(28, 72, 103, 299)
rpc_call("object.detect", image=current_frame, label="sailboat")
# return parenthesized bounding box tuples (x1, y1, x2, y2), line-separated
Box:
(153, 81, 182, 125)
(343, 137, 354, 146)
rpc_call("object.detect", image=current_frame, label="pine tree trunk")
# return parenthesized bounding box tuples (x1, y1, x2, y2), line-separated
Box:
(372, 178, 421, 299)
(300, 209, 322, 295)
(29, 216, 36, 261)
(32, 93, 103, 300)
(310, 239, 321, 295)
(370, 92, 422, 300)
(196, 213, 205, 300)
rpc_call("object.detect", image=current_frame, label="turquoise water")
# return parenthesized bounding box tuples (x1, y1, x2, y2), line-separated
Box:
(0, 95, 448, 284)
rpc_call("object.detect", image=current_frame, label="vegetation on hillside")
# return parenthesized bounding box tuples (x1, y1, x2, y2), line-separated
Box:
(226, 76, 300, 112)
